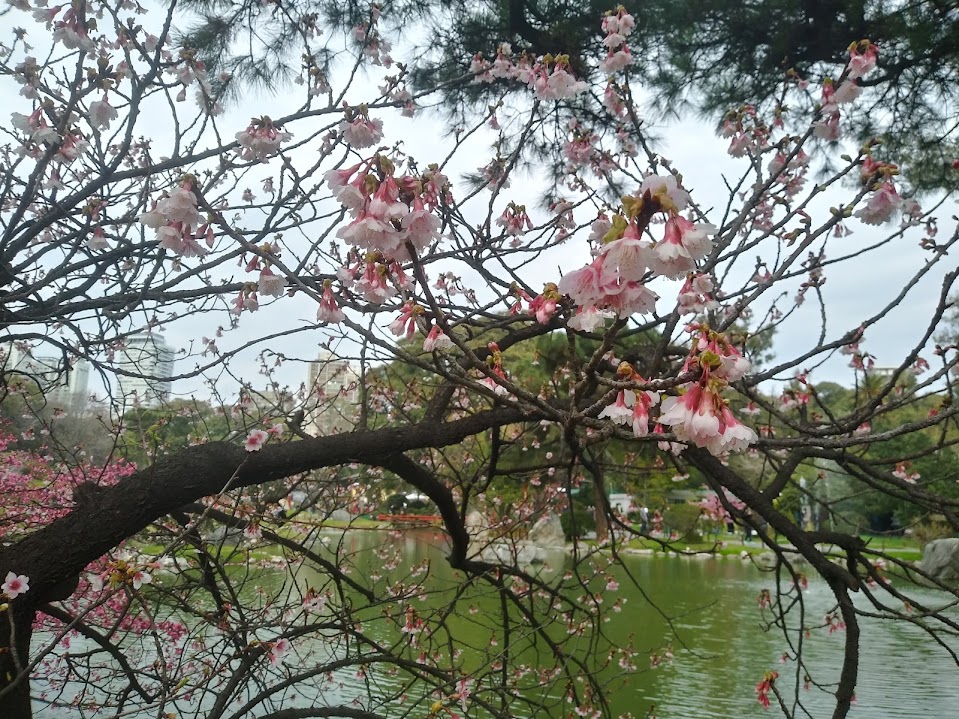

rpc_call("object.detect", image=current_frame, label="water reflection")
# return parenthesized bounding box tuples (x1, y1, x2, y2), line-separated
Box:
(299, 531, 959, 719)
(35, 530, 959, 718)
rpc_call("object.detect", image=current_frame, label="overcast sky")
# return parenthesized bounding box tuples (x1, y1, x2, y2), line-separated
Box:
(3, 2, 957, 408)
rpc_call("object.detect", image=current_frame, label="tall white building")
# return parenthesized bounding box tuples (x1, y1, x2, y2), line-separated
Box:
(3, 344, 90, 413)
(114, 333, 174, 408)
(306, 352, 359, 435)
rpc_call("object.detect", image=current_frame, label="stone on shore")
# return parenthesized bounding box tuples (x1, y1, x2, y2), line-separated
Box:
(917, 538, 959, 585)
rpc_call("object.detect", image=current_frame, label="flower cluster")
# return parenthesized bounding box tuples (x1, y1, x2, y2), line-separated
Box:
(11, 107, 90, 164)
(495, 201, 534, 239)
(721, 105, 770, 158)
(654, 325, 757, 455)
(481, 342, 509, 396)
(677, 273, 719, 315)
(353, 6, 393, 67)
(230, 244, 288, 316)
(756, 670, 779, 708)
(600, 7, 635, 73)
(159, 45, 222, 114)
(854, 155, 906, 225)
(139, 178, 211, 257)
(892, 462, 920, 484)
(598, 362, 659, 438)
(339, 104, 384, 148)
(470, 46, 587, 101)
(813, 40, 878, 143)
(327, 155, 447, 262)
(326, 155, 452, 336)
(563, 120, 599, 167)
(700, 490, 746, 523)
(235, 116, 292, 162)
(317, 280, 346, 323)
(558, 175, 713, 326)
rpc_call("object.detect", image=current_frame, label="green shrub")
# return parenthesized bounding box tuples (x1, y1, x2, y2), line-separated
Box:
(912, 517, 953, 548)
(662, 503, 703, 542)
(561, 507, 596, 540)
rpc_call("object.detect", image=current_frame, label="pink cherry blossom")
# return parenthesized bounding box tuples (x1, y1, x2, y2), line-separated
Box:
(89, 94, 119, 130)
(708, 405, 759, 454)
(832, 80, 861, 105)
(495, 202, 533, 237)
(337, 213, 404, 258)
(659, 384, 720, 446)
(659, 381, 757, 455)
(339, 113, 384, 148)
(847, 42, 878, 80)
(603, 84, 626, 116)
(599, 225, 653, 284)
(651, 215, 715, 278)
(558, 260, 604, 306)
(353, 258, 398, 303)
(257, 268, 286, 297)
(813, 112, 842, 141)
(317, 284, 346, 323)
(893, 462, 920, 484)
(401, 197, 442, 253)
(469, 52, 492, 82)
(2, 571, 30, 599)
(599, 390, 634, 425)
(531, 57, 587, 100)
(567, 305, 608, 332)
(235, 116, 292, 162)
(639, 174, 690, 212)
(677, 273, 718, 316)
(245, 429, 269, 452)
(389, 302, 422, 340)
(269, 638, 291, 665)
(631, 389, 659, 437)
(423, 325, 453, 351)
(12, 108, 60, 144)
(56, 131, 90, 164)
(157, 185, 205, 225)
(727, 133, 752, 157)
(564, 128, 597, 166)
(132, 570, 152, 590)
(528, 284, 560, 324)
(603, 281, 659, 316)
(855, 181, 903, 225)
(601, 48, 632, 73)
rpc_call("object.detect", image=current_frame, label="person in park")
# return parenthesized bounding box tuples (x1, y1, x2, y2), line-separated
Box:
(0, 2, 958, 719)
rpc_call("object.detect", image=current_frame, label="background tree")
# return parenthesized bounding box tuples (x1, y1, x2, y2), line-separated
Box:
(178, 0, 959, 191)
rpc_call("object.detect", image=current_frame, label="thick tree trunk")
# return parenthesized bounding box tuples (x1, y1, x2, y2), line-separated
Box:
(0, 603, 35, 719)
(593, 480, 609, 543)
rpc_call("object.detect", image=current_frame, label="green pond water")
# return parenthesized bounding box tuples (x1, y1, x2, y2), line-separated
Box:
(35, 530, 959, 718)
(285, 530, 959, 719)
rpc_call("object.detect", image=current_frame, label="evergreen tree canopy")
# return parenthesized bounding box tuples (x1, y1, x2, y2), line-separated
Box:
(179, 0, 959, 190)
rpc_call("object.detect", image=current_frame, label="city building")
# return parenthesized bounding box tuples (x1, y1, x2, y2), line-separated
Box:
(306, 351, 359, 435)
(114, 333, 174, 408)
(3, 344, 90, 413)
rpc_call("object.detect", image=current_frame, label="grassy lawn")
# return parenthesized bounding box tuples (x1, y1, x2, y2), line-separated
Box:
(620, 536, 771, 556)
(619, 532, 925, 562)
(294, 516, 385, 530)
